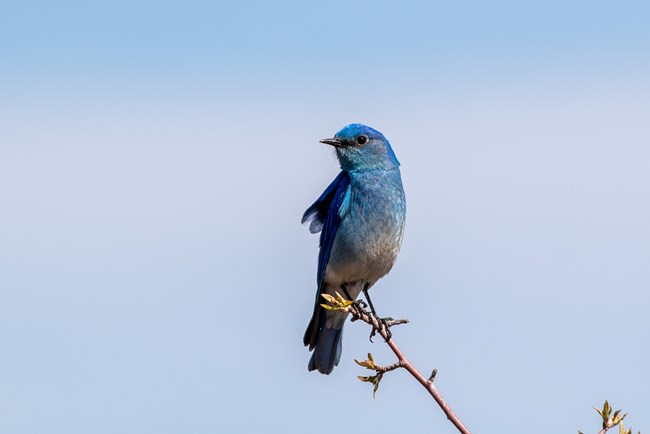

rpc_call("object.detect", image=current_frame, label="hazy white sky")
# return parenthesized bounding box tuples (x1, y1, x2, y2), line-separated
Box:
(1, 1, 649, 433)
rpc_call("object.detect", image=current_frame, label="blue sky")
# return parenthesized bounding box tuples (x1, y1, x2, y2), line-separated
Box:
(1, 1, 649, 433)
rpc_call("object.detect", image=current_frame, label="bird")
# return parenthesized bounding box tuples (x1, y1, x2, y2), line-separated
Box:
(302, 123, 406, 375)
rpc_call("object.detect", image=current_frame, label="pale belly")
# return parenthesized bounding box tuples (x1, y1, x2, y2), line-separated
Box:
(324, 211, 404, 286)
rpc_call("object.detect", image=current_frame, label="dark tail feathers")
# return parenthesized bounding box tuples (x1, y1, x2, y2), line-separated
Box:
(307, 325, 342, 375)
(304, 301, 344, 375)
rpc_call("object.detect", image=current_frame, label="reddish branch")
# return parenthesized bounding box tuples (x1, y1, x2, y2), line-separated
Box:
(349, 304, 472, 434)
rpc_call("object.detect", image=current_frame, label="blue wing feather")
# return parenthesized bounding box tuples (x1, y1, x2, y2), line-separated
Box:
(302, 171, 350, 350)
(301, 171, 349, 234)
(302, 171, 350, 296)
(315, 172, 350, 291)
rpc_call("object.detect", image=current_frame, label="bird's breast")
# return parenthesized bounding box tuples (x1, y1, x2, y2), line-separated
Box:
(325, 170, 406, 285)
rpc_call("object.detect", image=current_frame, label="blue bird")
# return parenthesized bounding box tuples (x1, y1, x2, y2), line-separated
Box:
(302, 124, 406, 375)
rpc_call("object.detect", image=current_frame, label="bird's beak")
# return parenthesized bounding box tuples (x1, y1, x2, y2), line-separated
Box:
(320, 138, 343, 148)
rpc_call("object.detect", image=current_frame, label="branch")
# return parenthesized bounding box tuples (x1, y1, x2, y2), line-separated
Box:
(579, 400, 639, 434)
(323, 295, 641, 434)
(347, 301, 472, 434)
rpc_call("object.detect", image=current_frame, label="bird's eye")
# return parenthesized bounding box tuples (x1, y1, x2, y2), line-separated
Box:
(356, 135, 368, 145)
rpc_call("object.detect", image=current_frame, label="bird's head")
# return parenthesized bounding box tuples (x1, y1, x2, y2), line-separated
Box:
(320, 124, 400, 172)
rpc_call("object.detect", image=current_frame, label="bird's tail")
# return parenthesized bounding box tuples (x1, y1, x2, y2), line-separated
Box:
(307, 323, 343, 375)
(304, 305, 344, 375)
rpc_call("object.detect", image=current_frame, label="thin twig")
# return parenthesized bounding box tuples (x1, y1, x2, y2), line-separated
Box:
(383, 318, 409, 327)
(598, 421, 619, 434)
(350, 304, 472, 434)
(377, 360, 404, 373)
(598, 424, 616, 434)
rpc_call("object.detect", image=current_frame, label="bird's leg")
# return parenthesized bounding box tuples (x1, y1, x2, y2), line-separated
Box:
(340, 283, 353, 302)
(362, 284, 395, 342)
(341, 284, 368, 321)
(362, 285, 378, 317)
(342, 283, 369, 309)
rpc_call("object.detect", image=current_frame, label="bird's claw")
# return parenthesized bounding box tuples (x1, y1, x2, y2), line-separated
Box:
(350, 299, 369, 322)
(369, 317, 394, 343)
(355, 300, 368, 309)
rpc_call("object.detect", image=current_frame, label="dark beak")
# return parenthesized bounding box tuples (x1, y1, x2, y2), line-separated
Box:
(320, 138, 343, 147)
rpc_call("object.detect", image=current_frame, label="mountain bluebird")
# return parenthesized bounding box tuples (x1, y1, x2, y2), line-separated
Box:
(302, 124, 406, 375)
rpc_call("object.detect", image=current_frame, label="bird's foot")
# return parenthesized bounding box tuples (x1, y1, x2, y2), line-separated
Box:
(350, 300, 369, 322)
(369, 316, 409, 343)
(369, 317, 392, 342)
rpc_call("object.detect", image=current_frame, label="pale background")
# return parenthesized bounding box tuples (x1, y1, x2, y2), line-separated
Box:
(1, 1, 649, 433)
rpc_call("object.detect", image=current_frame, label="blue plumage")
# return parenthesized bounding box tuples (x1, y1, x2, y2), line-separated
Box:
(303, 124, 406, 374)
(303, 172, 350, 294)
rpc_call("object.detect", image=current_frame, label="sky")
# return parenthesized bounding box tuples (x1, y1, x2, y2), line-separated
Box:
(1, 1, 649, 433)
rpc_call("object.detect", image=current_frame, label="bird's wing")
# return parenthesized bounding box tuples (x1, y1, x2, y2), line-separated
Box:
(301, 171, 349, 233)
(302, 171, 351, 289)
